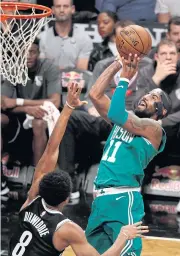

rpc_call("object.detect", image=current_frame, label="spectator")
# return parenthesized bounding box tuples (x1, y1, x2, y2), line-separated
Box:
(97, 0, 156, 22)
(135, 39, 180, 170)
(1, 39, 61, 166)
(88, 11, 118, 71)
(148, 16, 180, 59)
(88, 18, 135, 72)
(58, 55, 151, 198)
(39, 0, 93, 70)
(155, 0, 180, 24)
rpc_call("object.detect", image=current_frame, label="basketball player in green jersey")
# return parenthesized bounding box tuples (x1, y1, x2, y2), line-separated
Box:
(85, 54, 172, 256)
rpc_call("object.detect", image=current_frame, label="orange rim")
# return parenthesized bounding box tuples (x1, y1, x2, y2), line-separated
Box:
(0, 2, 52, 20)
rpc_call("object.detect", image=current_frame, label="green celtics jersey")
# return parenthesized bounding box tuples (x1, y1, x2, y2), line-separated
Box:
(94, 124, 166, 189)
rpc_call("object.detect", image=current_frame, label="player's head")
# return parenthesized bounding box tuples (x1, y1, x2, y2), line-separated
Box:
(155, 39, 178, 64)
(27, 38, 40, 69)
(52, 0, 75, 22)
(134, 88, 172, 120)
(39, 169, 72, 207)
(97, 11, 118, 39)
(167, 16, 180, 52)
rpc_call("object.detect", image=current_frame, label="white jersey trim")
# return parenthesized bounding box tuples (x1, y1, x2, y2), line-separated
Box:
(42, 198, 63, 215)
(55, 219, 72, 232)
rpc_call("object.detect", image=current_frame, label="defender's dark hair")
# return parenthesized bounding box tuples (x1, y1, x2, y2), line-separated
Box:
(168, 16, 180, 32)
(39, 169, 72, 206)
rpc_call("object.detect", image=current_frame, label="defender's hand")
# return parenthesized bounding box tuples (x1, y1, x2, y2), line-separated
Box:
(66, 82, 88, 108)
(120, 221, 149, 240)
(121, 53, 140, 80)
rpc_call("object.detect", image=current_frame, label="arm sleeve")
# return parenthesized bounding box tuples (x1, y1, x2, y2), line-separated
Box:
(46, 62, 61, 96)
(162, 110, 180, 127)
(155, 0, 168, 14)
(1, 80, 17, 98)
(107, 78, 129, 125)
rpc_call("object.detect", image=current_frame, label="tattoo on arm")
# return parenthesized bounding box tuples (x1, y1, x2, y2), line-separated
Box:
(123, 113, 162, 145)
(129, 116, 160, 133)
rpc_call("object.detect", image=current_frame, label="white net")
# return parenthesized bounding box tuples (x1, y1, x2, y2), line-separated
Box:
(0, 5, 51, 86)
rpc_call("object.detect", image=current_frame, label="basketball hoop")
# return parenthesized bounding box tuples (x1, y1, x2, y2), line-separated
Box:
(0, 2, 52, 86)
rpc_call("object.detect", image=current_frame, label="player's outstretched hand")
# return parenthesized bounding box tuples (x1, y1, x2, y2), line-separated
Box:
(120, 221, 149, 240)
(66, 81, 88, 108)
(121, 53, 140, 80)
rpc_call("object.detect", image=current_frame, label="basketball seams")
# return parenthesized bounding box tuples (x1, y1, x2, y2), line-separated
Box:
(117, 25, 151, 56)
(117, 47, 145, 58)
(117, 35, 146, 56)
(119, 31, 144, 55)
(128, 25, 145, 53)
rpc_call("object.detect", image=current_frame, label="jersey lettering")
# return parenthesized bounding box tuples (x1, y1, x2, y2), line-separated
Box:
(102, 140, 122, 163)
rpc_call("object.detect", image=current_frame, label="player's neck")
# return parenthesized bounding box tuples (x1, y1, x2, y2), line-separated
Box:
(55, 20, 72, 37)
(45, 202, 64, 212)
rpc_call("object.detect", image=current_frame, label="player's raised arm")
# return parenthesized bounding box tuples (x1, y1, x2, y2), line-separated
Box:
(89, 60, 121, 122)
(21, 82, 87, 209)
(107, 54, 165, 149)
(53, 221, 149, 256)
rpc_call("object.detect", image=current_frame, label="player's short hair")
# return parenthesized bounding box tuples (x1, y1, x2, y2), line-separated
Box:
(157, 39, 178, 53)
(39, 169, 72, 206)
(168, 16, 180, 32)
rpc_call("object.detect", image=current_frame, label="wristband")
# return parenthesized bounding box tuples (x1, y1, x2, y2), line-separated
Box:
(16, 98, 24, 106)
(66, 101, 75, 110)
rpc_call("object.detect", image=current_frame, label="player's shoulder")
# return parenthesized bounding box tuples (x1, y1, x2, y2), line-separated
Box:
(55, 220, 85, 241)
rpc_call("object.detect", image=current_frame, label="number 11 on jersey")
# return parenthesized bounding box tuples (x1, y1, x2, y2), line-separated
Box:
(102, 140, 122, 163)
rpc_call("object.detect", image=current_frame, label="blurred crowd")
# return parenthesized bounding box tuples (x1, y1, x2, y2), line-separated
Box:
(1, 0, 180, 206)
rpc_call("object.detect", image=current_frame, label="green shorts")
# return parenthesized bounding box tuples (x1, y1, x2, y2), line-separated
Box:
(85, 191, 144, 256)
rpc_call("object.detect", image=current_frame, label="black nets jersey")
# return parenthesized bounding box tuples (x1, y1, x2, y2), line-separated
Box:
(9, 196, 71, 256)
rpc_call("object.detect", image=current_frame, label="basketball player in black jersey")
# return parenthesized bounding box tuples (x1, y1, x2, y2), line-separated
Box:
(9, 82, 149, 256)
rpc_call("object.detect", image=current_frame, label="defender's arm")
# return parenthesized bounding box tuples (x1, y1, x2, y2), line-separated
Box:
(53, 221, 149, 256)
(21, 83, 86, 210)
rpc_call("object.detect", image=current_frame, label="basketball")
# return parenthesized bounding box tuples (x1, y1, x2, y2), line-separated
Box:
(116, 25, 152, 59)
